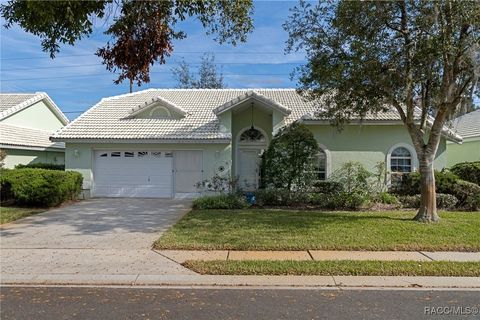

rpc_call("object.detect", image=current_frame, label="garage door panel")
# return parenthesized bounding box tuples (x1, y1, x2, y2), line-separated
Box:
(175, 151, 203, 193)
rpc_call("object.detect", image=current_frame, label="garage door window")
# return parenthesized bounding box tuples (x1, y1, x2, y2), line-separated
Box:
(111, 152, 121, 157)
(152, 151, 162, 158)
(99, 153, 108, 157)
(138, 151, 148, 157)
(125, 152, 134, 157)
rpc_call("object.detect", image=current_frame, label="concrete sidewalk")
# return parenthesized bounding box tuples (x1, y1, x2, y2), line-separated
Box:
(155, 250, 480, 263)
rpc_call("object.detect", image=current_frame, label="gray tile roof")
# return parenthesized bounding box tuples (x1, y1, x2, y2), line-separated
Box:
(52, 88, 461, 142)
(0, 123, 65, 150)
(0, 92, 69, 124)
(451, 110, 480, 139)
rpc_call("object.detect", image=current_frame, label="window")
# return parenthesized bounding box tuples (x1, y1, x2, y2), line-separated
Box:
(149, 106, 171, 118)
(239, 128, 266, 143)
(315, 149, 327, 180)
(152, 151, 162, 158)
(111, 152, 121, 157)
(99, 153, 108, 157)
(124, 152, 134, 157)
(165, 152, 173, 158)
(390, 147, 412, 173)
(138, 151, 148, 157)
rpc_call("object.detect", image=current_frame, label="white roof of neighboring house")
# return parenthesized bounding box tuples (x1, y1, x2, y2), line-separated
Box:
(0, 92, 69, 124)
(51, 88, 462, 142)
(0, 123, 65, 150)
(451, 109, 480, 139)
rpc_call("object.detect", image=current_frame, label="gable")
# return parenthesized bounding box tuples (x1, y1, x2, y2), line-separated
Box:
(1, 99, 66, 131)
(127, 96, 187, 119)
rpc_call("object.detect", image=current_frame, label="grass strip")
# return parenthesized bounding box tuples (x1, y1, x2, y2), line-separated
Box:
(0, 207, 45, 224)
(183, 260, 480, 277)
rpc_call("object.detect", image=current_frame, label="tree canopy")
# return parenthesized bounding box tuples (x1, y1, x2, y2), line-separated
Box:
(1, 0, 253, 87)
(284, 0, 480, 221)
(172, 53, 226, 89)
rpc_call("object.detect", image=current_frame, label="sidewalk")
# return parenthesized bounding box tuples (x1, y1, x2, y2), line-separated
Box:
(155, 250, 480, 263)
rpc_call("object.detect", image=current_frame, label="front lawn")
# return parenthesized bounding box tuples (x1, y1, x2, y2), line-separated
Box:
(154, 209, 480, 251)
(0, 206, 45, 224)
(183, 260, 480, 277)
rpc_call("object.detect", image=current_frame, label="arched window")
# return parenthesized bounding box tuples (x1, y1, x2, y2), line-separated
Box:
(149, 106, 171, 118)
(239, 128, 266, 143)
(390, 147, 412, 173)
(315, 149, 327, 180)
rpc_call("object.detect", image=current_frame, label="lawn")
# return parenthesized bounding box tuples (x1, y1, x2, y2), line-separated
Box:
(183, 260, 480, 277)
(0, 206, 45, 224)
(154, 209, 480, 251)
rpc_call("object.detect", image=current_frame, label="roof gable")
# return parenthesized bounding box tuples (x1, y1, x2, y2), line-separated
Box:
(126, 96, 187, 119)
(213, 90, 291, 116)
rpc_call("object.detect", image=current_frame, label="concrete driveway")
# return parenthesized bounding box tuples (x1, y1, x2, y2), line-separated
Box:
(1, 198, 195, 278)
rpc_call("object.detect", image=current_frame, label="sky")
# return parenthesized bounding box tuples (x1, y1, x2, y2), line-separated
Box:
(0, 1, 307, 120)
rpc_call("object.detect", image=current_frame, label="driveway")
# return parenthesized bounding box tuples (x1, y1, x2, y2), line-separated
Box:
(1, 198, 195, 277)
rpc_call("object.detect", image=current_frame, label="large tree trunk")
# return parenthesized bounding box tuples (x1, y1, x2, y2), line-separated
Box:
(414, 155, 439, 222)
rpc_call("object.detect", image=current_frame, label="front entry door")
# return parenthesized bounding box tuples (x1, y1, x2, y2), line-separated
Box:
(238, 149, 261, 191)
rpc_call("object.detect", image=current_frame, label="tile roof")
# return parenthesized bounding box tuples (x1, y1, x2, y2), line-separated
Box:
(52, 88, 461, 142)
(0, 92, 69, 124)
(451, 110, 480, 139)
(0, 123, 65, 150)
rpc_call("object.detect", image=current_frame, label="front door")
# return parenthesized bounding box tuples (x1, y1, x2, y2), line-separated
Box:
(238, 148, 261, 191)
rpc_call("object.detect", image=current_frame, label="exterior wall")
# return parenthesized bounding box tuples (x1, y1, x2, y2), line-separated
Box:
(1, 100, 65, 131)
(2, 148, 65, 169)
(446, 138, 480, 167)
(65, 142, 230, 196)
(307, 124, 447, 176)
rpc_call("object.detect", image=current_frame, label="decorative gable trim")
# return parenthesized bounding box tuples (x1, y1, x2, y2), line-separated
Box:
(0, 92, 69, 124)
(213, 90, 291, 116)
(126, 96, 187, 119)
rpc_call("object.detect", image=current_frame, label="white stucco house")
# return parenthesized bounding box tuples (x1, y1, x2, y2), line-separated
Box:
(0, 92, 69, 168)
(51, 89, 461, 198)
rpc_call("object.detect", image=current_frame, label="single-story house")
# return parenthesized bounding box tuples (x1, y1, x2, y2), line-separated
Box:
(51, 89, 461, 198)
(0, 92, 69, 168)
(447, 109, 480, 167)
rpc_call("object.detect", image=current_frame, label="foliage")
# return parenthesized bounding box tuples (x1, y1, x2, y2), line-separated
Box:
(172, 53, 225, 89)
(330, 161, 372, 194)
(0, 168, 82, 207)
(394, 170, 460, 196)
(0, 149, 6, 168)
(261, 122, 319, 191)
(450, 161, 480, 186)
(1, 206, 45, 224)
(195, 174, 238, 194)
(192, 194, 248, 210)
(399, 193, 458, 210)
(284, 0, 480, 220)
(452, 180, 480, 211)
(375, 192, 400, 205)
(312, 180, 343, 194)
(1, 1, 253, 87)
(15, 163, 65, 170)
(254, 189, 310, 207)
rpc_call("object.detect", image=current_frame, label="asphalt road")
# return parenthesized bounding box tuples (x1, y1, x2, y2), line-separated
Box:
(1, 286, 479, 320)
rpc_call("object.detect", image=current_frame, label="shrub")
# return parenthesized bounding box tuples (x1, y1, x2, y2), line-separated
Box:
(192, 194, 248, 210)
(330, 161, 372, 194)
(450, 161, 480, 186)
(312, 180, 343, 194)
(0, 149, 6, 168)
(375, 192, 399, 205)
(395, 170, 459, 195)
(15, 163, 65, 170)
(254, 189, 310, 207)
(0, 168, 82, 207)
(261, 122, 319, 191)
(452, 180, 480, 211)
(398, 193, 459, 210)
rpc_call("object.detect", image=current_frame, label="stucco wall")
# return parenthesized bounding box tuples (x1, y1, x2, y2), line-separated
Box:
(65, 142, 230, 192)
(2, 148, 65, 169)
(446, 138, 480, 167)
(1, 100, 64, 131)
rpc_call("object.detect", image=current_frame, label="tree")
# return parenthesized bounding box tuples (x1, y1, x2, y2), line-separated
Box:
(1, 1, 253, 90)
(172, 53, 226, 88)
(261, 122, 319, 191)
(284, 0, 480, 222)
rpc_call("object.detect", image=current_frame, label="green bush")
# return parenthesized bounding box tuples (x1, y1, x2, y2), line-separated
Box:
(310, 191, 370, 210)
(312, 180, 343, 194)
(398, 193, 459, 210)
(192, 194, 248, 210)
(375, 192, 399, 205)
(0, 168, 82, 207)
(254, 189, 310, 207)
(452, 180, 480, 211)
(450, 161, 480, 186)
(395, 170, 459, 196)
(15, 163, 65, 170)
(330, 161, 372, 194)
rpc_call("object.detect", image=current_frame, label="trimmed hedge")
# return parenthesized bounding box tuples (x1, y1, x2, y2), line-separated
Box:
(1, 168, 82, 207)
(192, 194, 248, 210)
(15, 163, 65, 170)
(450, 161, 480, 186)
(398, 193, 459, 210)
(395, 170, 459, 196)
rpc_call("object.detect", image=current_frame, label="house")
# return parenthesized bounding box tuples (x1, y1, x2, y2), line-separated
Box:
(447, 109, 480, 167)
(0, 92, 69, 168)
(51, 89, 461, 198)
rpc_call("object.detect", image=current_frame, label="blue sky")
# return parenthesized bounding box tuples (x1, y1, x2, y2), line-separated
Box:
(0, 1, 306, 120)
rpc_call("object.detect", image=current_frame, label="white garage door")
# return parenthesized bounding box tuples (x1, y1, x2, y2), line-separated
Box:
(93, 150, 173, 198)
(175, 150, 203, 193)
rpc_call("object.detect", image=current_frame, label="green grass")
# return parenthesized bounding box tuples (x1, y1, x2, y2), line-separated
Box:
(154, 209, 480, 251)
(183, 260, 480, 277)
(0, 206, 45, 224)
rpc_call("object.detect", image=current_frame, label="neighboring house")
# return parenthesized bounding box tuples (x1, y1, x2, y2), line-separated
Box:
(0, 92, 69, 168)
(51, 89, 461, 198)
(447, 109, 480, 167)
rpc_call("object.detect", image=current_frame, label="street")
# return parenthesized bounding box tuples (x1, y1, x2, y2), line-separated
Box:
(1, 286, 479, 320)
